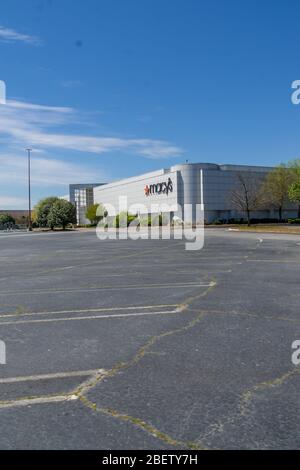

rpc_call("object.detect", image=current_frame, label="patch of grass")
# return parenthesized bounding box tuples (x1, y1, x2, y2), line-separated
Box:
(236, 224, 300, 234)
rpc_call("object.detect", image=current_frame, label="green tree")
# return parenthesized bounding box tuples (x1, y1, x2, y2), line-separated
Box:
(288, 159, 300, 217)
(0, 214, 15, 226)
(48, 199, 77, 230)
(35, 197, 60, 228)
(85, 203, 107, 225)
(288, 182, 300, 217)
(260, 164, 293, 221)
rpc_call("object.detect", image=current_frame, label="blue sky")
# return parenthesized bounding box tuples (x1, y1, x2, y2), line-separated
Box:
(1, 0, 300, 208)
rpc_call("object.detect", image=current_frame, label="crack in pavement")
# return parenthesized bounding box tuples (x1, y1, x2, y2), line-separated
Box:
(0, 276, 216, 450)
(2, 235, 285, 449)
(72, 276, 217, 450)
(78, 395, 207, 450)
(196, 366, 300, 445)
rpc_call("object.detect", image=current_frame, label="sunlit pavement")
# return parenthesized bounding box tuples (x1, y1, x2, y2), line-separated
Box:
(0, 229, 299, 449)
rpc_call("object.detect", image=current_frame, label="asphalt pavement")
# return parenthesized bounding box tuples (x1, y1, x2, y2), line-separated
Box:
(0, 228, 299, 449)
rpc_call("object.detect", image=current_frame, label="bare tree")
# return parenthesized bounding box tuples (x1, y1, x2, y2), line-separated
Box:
(230, 173, 264, 226)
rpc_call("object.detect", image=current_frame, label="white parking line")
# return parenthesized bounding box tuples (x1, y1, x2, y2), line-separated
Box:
(0, 304, 178, 320)
(0, 282, 214, 296)
(0, 308, 181, 326)
(0, 369, 106, 384)
(0, 395, 75, 409)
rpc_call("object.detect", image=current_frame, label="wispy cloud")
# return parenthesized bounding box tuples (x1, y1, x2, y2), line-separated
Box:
(0, 196, 29, 209)
(0, 99, 183, 159)
(61, 80, 82, 89)
(0, 26, 40, 45)
(7, 100, 73, 113)
(0, 153, 104, 187)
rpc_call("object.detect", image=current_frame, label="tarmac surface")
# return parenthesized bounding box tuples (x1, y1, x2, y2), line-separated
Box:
(0, 228, 299, 449)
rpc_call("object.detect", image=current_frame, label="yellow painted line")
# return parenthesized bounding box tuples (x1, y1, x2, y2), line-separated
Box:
(0, 304, 179, 320)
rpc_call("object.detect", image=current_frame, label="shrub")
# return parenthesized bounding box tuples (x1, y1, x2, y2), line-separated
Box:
(47, 200, 77, 230)
(86, 203, 107, 225)
(228, 218, 247, 224)
(112, 212, 139, 228)
(112, 213, 166, 228)
(35, 197, 60, 228)
(250, 218, 280, 224)
(0, 214, 15, 226)
(288, 218, 300, 224)
(212, 219, 224, 225)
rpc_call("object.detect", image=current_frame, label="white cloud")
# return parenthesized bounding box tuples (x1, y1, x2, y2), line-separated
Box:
(0, 154, 103, 187)
(0, 26, 40, 45)
(0, 196, 28, 209)
(7, 100, 73, 113)
(0, 99, 183, 159)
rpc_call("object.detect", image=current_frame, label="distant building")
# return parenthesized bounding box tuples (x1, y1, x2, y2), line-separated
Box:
(0, 210, 28, 225)
(69, 183, 106, 225)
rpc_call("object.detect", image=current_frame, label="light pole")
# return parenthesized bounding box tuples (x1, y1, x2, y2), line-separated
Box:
(26, 148, 32, 231)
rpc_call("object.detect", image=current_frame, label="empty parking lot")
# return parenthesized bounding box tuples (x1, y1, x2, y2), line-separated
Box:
(0, 229, 299, 449)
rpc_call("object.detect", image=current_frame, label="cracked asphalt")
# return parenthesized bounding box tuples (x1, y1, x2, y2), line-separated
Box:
(0, 228, 299, 449)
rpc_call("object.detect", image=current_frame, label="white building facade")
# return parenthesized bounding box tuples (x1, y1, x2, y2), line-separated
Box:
(93, 163, 298, 224)
(69, 183, 105, 225)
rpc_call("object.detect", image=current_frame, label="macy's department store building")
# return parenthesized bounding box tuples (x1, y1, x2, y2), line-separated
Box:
(72, 163, 298, 225)
(70, 163, 297, 224)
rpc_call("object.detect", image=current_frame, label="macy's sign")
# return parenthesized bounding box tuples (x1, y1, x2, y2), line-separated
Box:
(144, 178, 173, 197)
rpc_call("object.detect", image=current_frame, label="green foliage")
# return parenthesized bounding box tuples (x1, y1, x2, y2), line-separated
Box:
(35, 197, 60, 228)
(139, 215, 152, 227)
(0, 213, 15, 226)
(288, 182, 300, 204)
(111, 213, 165, 228)
(107, 212, 167, 228)
(288, 159, 300, 177)
(139, 214, 167, 227)
(288, 218, 300, 224)
(47, 199, 77, 230)
(85, 203, 107, 225)
(112, 212, 138, 228)
(35, 197, 76, 230)
(261, 164, 294, 219)
(212, 219, 223, 225)
(288, 160, 300, 217)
